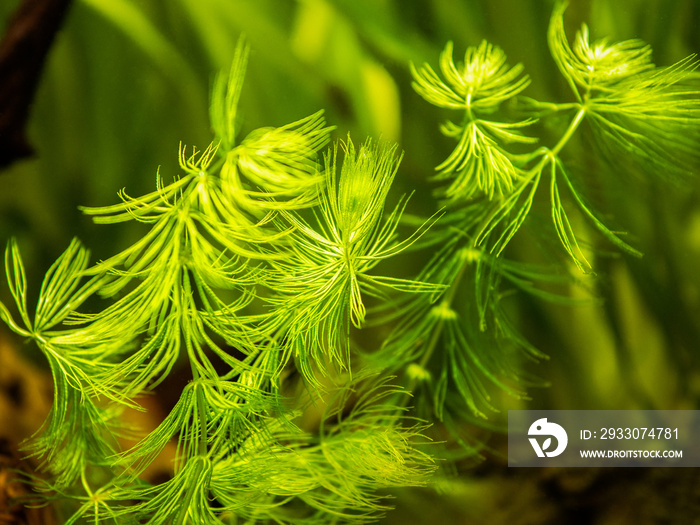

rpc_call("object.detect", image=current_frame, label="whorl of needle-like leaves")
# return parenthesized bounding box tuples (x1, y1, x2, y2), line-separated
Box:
(412, 41, 535, 201)
(549, 1, 700, 182)
(548, 3, 653, 97)
(434, 119, 535, 200)
(411, 40, 530, 113)
(211, 38, 333, 210)
(229, 111, 330, 205)
(264, 138, 442, 384)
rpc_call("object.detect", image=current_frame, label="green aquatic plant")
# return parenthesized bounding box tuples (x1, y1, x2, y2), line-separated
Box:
(380, 0, 700, 447)
(1, 2, 699, 523)
(412, 1, 699, 269)
(1, 39, 439, 524)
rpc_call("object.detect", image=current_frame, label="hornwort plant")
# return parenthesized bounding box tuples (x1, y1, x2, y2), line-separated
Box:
(1, 2, 699, 523)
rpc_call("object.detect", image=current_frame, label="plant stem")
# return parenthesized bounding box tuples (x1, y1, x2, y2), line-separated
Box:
(550, 106, 586, 158)
(416, 246, 472, 374)
(194, 373, 209, 457)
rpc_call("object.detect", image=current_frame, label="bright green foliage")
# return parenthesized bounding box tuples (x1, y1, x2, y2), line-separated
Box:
(1, 40, 437, 524)
(411, 0, 700, 271)
(548, 5, 654, 94)
(2, 3, 699, 523)
(383, 0, 700, 440)
(410, 40, 531, 112)
(265, 138, 442, 384)
(205, 376, 434, 524)
(548, 1, 700, 182)
(411, 40, 534, 200)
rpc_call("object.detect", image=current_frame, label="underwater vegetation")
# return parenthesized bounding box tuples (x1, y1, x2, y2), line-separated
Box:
(0, 1, 699, 523)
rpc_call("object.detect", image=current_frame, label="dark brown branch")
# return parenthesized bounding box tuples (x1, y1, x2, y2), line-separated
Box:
(0, 0, 73, 169)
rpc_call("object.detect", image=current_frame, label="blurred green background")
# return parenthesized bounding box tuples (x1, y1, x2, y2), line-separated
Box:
(1, 0, 700, 523)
